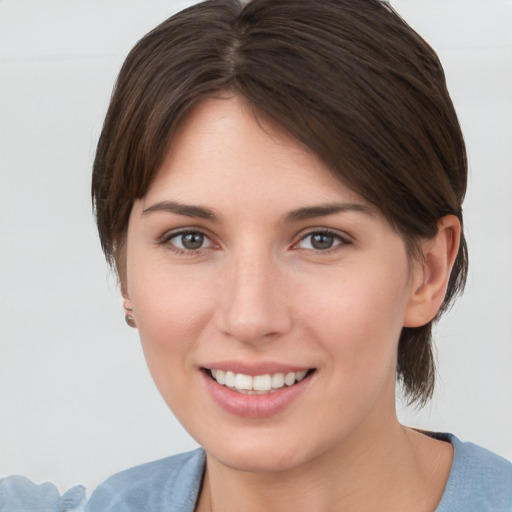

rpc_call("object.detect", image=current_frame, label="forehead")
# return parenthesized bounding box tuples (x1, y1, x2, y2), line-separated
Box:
(143, 95, 369, 212)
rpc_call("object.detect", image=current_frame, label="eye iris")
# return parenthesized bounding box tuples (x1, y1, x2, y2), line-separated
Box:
(311, 233, 334, 250)
(181, 232, 204, 250)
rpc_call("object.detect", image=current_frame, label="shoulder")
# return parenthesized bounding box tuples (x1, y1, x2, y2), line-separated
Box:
(436, 433, 512, 512)
(86, 448, 205, 512)
(0, 476, 86, 512)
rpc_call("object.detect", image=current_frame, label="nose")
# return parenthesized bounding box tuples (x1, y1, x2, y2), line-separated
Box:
(214, 246, 293, 345)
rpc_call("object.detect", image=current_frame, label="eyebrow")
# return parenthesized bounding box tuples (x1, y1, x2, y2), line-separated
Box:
(283, 203, 374, 222)
(142, 200, 219, 221)
(141, 200, 373, 223)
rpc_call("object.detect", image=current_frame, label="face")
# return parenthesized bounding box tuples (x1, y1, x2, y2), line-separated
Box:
(124, 96, 423, 473)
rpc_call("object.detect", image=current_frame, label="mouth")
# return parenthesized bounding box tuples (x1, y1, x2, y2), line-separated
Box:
(204, 368, 316, 395)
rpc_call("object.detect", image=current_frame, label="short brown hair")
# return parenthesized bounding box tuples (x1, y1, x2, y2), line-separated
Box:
(92, 0, 468, 405)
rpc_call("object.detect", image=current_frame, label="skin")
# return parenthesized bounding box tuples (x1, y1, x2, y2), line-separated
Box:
(123, 96, 460, 511)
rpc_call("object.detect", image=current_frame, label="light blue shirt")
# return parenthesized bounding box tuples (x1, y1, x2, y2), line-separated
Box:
(2, 434, 511, 511)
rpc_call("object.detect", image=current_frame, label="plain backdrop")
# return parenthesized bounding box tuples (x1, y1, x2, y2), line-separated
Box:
(1, 0, 511, 494)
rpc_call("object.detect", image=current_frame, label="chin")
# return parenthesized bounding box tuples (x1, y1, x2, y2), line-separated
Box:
(212, 448, 304, 474)
(200, 430, 319, 474)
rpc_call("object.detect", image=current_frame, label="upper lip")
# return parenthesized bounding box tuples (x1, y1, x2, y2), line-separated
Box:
(201, 361, 314, 376)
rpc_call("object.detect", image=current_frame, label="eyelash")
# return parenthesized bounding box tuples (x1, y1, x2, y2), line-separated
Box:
(158, 230, 214, 256)
(158, 228, 350, 255)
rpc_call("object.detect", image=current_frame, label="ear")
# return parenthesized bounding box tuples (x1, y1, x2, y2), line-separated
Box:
(122, 289, 137, 329)
(404, 215, 461, 328)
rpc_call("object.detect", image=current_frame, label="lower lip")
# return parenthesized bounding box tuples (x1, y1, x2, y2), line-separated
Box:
(202, 370, 313, 419)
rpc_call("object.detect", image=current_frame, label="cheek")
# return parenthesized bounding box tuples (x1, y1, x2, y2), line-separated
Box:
(128, 265, 216, 362)
(299, 268, 410, 368)
(128, 268, 219, 418)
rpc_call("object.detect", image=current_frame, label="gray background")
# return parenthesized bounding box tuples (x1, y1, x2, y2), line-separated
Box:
(1, 0, 511, 493)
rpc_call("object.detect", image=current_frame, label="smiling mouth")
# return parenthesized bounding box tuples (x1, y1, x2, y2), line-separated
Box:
(205, 368, 316, 395)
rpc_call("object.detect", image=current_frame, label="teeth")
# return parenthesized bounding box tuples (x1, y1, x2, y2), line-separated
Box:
(271, 373, 285, 388)
(234, 373, 253, 390)
(209, 369, 310, 392)
(284, 372, 296, 386)
(296, 370, 307, 382)
(225, 371, 236, 387)
(253, 374, 272, 391)
(215, 369, 226, 385)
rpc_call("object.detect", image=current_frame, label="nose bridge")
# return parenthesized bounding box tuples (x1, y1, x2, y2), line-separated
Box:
(216, 241, 291, 343)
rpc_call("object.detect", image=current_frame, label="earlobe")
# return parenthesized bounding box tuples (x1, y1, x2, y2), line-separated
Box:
(122, 292, 137, 329)
(404, 215, 461, 328)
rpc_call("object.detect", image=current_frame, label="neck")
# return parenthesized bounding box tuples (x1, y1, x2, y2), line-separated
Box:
(196, 418, 452, 512)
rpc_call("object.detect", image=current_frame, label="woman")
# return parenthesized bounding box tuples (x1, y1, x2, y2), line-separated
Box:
(2, 0, 511, 510)
(85, 0, 512, 510)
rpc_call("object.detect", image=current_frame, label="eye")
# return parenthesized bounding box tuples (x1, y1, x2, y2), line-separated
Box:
(296, 230, 346, 251)
(167, 231, 212, 252)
